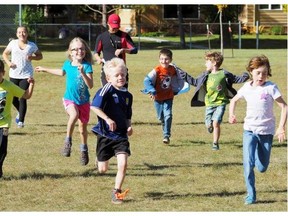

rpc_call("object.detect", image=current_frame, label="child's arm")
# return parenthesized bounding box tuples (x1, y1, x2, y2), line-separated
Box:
(142, 70, 157, 96)
(78, 64, 93, 89)
(173, 65, 199, 87)
(27, 49, 43, 61)
(228, 94, 241, 124)
(22, 78, 35, 99)
(126, 119, 133, 136)
(35, 66, 65, 76)
(274, 96, 287, 143)
(226, 71, 250, 84)
(90, 106, 116, 132)
(2, 48, 16, 69)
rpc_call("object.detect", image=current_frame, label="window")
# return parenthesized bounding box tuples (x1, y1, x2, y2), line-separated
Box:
(163, 5, 199, 19)
(259, 4, 282, 10)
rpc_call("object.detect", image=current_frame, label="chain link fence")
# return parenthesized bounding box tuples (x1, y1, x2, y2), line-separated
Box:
(0, 4, 286, 52)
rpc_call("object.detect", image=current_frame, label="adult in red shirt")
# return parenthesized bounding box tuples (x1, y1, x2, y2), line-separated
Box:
(94, 14, 138, 87)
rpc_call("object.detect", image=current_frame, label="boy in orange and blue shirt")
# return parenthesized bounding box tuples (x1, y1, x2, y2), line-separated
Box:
(142, 48, 189, 144)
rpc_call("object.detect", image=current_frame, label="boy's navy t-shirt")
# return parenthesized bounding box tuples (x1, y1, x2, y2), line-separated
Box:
(91, 83, 133, 140)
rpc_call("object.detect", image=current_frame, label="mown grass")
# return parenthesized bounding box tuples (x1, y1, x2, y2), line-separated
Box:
(0, 49, 287, 213)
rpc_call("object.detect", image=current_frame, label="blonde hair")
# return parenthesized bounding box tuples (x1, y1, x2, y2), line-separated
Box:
(67, 37, 93, 64)
(103, 57, 127, 76)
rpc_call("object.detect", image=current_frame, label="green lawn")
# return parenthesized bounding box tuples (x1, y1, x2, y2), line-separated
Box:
(0, 49, 287, 213)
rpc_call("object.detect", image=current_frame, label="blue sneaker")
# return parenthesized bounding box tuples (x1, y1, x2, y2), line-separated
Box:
(245, 195, 256, 205)
(15, 113, 20, 124)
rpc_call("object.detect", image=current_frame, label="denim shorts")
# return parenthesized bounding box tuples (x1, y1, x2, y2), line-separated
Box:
(205, 104, 226, 127)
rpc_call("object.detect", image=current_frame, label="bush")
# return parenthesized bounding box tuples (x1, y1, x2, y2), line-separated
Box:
(270, 25, 284, 35)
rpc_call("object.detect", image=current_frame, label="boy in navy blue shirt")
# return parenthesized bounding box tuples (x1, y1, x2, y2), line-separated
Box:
(91, 57, 133, 204)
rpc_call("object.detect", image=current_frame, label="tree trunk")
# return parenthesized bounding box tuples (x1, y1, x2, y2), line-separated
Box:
(177, 5, 186, 49)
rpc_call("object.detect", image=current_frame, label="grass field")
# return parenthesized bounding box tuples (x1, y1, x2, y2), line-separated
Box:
(0, 48, 287, 213)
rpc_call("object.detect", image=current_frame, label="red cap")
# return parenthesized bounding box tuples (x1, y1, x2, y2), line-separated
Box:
(108, 14, 121, 29)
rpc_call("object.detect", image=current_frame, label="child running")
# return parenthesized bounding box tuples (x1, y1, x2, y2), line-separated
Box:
(2, 26, 43, 128)
(90, 57, 133, 204)
(178, 51, 249, 150)
(0, 59, 35, 178)
(35, 37, 93, 166)
(229, 55, 287, 205)
(142, 48, 189, 144)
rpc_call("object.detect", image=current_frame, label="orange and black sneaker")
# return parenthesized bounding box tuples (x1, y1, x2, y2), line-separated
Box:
(111, 188, 129, 204)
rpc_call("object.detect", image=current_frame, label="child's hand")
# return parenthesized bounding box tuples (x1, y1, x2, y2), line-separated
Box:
(78, 64, 84, 74)
(275, 127, 286, 143)
(149, 93, 155, 101)
(26, 55, 33, 61)
(34, 66, 44, 72)
(9, 62, 17, 69)
(229, 114, 237, 124)
(27, 77, 35, 85)
(106, 118, 116, 131)
(127, 126, 133, 136)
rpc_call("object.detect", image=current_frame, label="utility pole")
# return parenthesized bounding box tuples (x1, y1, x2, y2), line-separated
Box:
(216, 5, 227, 55)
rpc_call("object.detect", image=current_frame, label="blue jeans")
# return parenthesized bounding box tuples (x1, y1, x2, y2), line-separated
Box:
(205, 104, 226, 128)
(154, 99, 173, 138)
(242, 130, 273, 200)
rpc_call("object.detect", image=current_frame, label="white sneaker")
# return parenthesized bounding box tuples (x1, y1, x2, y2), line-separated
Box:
(17, 122, 24, 128)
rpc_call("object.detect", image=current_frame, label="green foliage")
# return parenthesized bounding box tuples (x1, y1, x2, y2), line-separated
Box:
(270, 25, 284, 35)
(140, 31, 167, 37)
(14, 6, 45, 36)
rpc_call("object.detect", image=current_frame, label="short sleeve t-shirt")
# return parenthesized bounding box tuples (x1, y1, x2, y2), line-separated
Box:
(0, 79, 25, 128)
(237, 81, 281, 135)
(62, 60, 93, 105)
(7, 39, 39, 79)
(205, 70, 229, 106)
(91, 83, 133, 140)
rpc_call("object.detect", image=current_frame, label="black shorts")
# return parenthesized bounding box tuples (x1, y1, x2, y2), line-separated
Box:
(96, 134, 131, 162)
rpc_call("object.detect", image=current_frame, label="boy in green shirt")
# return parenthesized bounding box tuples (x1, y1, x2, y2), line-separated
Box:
(0, 59, 34, 178)
(178, 51, 249, 150)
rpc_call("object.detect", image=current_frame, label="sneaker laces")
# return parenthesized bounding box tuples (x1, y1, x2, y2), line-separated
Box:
(115, 189, 130, 200)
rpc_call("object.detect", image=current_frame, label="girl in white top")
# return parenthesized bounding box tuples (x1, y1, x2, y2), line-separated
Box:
(2, 26, 43, 128)
(229, 55, 287, 205)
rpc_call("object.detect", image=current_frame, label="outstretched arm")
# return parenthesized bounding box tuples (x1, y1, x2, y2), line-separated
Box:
(35, 66, 65, 76)
(173, 64, 199, 87)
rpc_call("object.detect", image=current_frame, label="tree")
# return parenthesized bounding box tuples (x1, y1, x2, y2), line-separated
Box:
(177, 5, 186, 49)
(85, 5, 120, 27)
(15, 5, 45, 37)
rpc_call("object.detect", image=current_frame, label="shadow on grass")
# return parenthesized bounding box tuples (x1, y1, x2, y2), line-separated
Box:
(129, 162, 242, 172)
(2, 167, 176, 181)
(145, 188, 287, 201)
(145, 190, 246, 200)
(133, 121, 204, 126)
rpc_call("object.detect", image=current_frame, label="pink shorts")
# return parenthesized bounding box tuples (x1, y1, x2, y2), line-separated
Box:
(63, 99, 90, 124)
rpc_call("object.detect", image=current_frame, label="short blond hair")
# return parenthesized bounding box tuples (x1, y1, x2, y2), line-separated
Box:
(103, 57, 127, 76)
